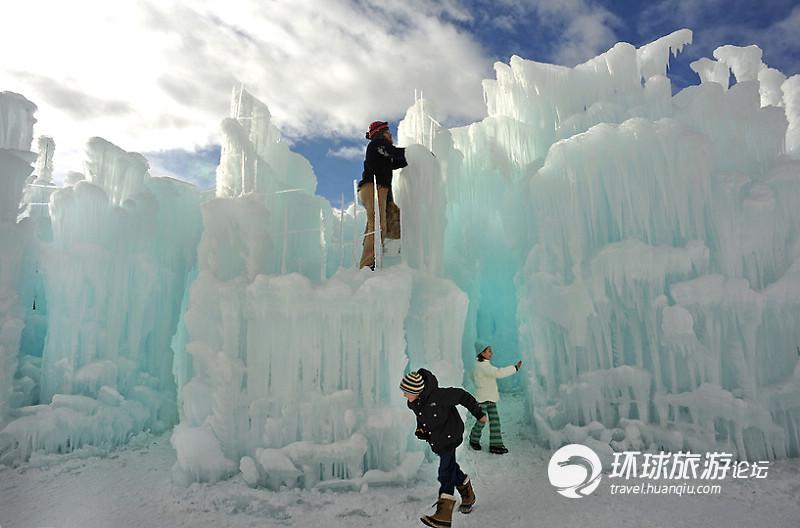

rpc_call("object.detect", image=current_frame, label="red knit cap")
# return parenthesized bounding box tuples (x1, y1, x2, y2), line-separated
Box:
(367, 121, 389, 139)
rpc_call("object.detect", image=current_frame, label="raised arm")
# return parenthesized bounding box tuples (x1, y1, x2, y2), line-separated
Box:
(388, 144, 407, 169)
(495, 364, 517, 379)
(439, 387, 484, 420)
(375, 143, 407, 170)
(477, 360, 517, 380)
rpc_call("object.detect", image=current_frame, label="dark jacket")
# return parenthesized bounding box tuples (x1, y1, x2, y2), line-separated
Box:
(359, 137, 407, 189)
(407, 369, 485, 454)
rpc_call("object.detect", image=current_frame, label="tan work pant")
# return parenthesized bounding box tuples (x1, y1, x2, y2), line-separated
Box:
(358, 182, 400, 269)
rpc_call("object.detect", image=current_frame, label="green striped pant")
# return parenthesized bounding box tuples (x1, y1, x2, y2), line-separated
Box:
(469, 401, 504, 447)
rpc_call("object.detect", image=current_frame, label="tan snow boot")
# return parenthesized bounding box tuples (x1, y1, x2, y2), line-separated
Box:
(420, 493, 456, 528)
(456, 477, 476, 513)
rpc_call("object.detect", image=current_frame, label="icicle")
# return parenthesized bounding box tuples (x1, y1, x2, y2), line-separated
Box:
(240, 150, 246, 195)
(429, 116, 434, 151)
(372, 175, 382, 270)
(281, 206, 289, 274)
(237, 83, 244, 120)
(352, 179, 359, 267)
(339, 193, 345, 268)
(319, 209, 326, 281)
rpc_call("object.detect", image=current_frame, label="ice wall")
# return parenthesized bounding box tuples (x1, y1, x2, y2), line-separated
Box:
(404, 31, 800, 461)
(0, 93, 37, 223)
(0, 92, 37, 427)
(217, 86, 316, 198)
(173, 265, 466, 487)
(20, 136, 58, 221)
(214, 87, 332, 280)
(172, 89, 468, 488)
(33, 136, 54, 184)
(392, 144, 446, 275)
(0, 134, 203, 463)
(84, 137, 150, 207)
(398, 95, 522, 376)
(327, 201, 368, 272)
(785, 75, 800, 159)
(0, 92, 36, 153)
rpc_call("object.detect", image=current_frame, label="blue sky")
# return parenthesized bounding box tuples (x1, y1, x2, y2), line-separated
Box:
(2, 0, 798, 204)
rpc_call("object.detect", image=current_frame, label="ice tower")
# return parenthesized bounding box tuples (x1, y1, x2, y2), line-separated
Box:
(393, 31, 800, 461)
(170, 88, 468, 488)
(0, 107, 203, 463)
(0, 92, 37, 428)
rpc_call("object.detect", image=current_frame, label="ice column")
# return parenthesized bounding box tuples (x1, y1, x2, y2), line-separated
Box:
(84, 137, 149, 206)
(0, 92, 37, 222)
(391, 31, 800, 461)
(215, 87, 331, 280)
(511, 37, 800, 460)
(0, 92, 36, 425)
(33, 136, 54, 184)
(784, 75, 800, 159)
(172, 90, 468, 487)
(392, 145, 446, 274)
(20, 136, 58, 220)
(174, 261, 467, 486)
(1, 133, 203, 463)
(690, 58, 730, 89)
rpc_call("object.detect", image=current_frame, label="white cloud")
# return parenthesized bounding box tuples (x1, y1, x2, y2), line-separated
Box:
(554, 10, 620, 65)
(0, 0, 636, 183)
(327, 145, 365, 160)
(492, 0, 620, 65)
(0, 0, 492, 175)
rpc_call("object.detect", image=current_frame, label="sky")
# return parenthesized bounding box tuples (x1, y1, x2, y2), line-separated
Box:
(1, 0, 799, 204)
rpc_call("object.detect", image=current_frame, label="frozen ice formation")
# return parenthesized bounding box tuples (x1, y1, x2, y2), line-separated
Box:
(392, 144, 446, 274)
(2, 28, 800, 483)
(0, 92, 37, 433)
(84, 137, 151, 207)
(214, 87, 333, 280)
(170, 88, 467, 486)
(403, 31, 800, 462)
(172, 265, 466, 486)
(20, 136, 58, 221)
(0, 92, 203, 463)
(785, 75, 800, 158)
(0, 91, 37, 152)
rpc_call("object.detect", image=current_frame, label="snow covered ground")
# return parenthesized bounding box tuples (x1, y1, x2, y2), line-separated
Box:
(3, 393, 799, 528)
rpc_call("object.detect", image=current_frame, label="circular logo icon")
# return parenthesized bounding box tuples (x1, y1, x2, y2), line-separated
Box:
(548, 444, 603, 498)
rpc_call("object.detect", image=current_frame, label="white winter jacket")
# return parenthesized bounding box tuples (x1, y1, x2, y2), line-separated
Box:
(472, 360, 517, 403)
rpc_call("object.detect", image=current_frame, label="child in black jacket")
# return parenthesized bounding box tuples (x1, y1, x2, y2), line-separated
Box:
(401, 369, 487, 528)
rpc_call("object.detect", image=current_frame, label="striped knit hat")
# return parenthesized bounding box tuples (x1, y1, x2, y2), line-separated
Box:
(400, 371, 425, 394)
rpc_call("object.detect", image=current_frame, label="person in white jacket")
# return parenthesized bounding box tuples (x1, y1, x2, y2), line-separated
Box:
(468, 341, 522, 454)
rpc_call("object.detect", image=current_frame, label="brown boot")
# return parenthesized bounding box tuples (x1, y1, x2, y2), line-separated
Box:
(420, 494, 456, 528)
(456, 477, 476, 513)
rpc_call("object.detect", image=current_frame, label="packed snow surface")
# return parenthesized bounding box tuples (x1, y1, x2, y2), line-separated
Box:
(2, 395, 800, 528)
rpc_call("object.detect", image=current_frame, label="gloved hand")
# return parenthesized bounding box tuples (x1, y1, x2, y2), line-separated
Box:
(415, 428, 431, 440)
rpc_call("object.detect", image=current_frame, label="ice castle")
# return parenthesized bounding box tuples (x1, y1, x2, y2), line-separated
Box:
(1, 30, 799, 488)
